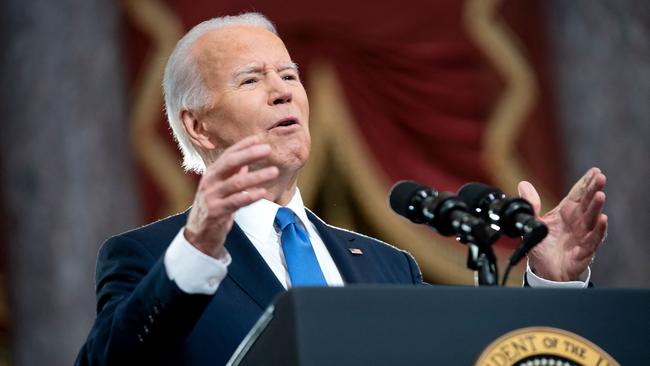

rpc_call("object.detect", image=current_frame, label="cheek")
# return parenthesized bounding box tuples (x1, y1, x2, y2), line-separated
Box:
(207, 98, 263, 145)
(295, 90, 310, 125)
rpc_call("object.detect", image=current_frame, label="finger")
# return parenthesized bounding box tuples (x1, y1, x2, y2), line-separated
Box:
(208, 143, 272, 180)
(597, 214, 608, 243)
(518, 181, 542, 217)
(203, 134, 266, 174)
(579, 171, 607, 213)
(206, 164, 248, 194)
(593, 171, 606, 189)
(582, 214, 608, 252)
(216, 166, 279, 197)
(220, 188, 267, 212)
(227, 134, 266, 153)
(567, 167, 600, 203)
(584, 191, 606, 230)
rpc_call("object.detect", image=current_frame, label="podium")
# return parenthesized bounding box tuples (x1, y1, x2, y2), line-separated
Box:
(228, 286, 650, 365)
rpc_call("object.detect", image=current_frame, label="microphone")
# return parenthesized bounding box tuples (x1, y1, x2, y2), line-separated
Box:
(389, 181, 498, 246)
(457, 182, 548, 265)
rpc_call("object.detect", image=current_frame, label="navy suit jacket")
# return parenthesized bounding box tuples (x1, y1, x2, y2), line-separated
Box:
(76, 209, 422, 366)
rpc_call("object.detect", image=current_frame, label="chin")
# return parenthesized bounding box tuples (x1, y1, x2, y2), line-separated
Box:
(273, 145, 310, 172)
(269, 132, 310, 163)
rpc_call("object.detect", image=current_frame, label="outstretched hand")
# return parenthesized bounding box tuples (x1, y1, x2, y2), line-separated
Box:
(518, 167, 608, 281)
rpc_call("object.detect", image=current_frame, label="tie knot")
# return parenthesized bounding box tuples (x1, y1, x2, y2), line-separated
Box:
(275, 207, 298, 230)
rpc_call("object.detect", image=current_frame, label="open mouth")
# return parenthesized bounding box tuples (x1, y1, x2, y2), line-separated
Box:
(270, 118, 299, 129)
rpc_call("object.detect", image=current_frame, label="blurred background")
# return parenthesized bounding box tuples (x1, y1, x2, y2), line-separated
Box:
(0, 0, 648, 365)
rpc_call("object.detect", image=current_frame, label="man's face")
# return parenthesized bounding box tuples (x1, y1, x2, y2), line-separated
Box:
(191, 25, 310, 172)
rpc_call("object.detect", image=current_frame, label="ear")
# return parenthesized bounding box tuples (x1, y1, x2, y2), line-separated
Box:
(180, 108, 216, 150)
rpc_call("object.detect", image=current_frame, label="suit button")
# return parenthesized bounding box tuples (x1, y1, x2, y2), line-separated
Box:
(148, 315, 155, 324)
(137, 334, 144, 343)
(153, 305, 160, 315)
(143, 325, 150, 334)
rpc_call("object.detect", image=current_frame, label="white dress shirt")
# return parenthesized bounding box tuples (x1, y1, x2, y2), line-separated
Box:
(230, 189, 344, 289)
(164, 190, 589, 294)
(165, 189, 343, 294)
(525, 262, 590, 288)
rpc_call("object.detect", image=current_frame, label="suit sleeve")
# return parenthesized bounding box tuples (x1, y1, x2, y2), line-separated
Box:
(403, 251, 424, 285)
(75, 235, 213, 366)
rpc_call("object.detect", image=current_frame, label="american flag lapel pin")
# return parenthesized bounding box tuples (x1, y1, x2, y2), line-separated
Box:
(349, 248, 363, 255)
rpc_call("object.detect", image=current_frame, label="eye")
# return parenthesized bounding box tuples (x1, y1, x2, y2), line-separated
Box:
(241, 78, 258, 86)
(282, 74, 298, 81)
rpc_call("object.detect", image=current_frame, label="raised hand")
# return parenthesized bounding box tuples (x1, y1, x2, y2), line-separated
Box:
(184, 135, 279, 259)
(518, 167, 608, 281)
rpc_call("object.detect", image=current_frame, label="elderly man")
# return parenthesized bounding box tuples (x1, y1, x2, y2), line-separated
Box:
(76, 12, 607, 366)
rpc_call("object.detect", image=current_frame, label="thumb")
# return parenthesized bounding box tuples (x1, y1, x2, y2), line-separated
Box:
(518, 181, 542, 217)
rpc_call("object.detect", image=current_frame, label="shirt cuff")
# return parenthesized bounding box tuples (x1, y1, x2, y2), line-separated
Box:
(164, 228, 231, 295)
(525, 260, 590, 289)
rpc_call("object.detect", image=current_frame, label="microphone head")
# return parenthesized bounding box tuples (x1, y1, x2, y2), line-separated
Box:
(388, 180, 428, 218)
(457, 182, 501, 210)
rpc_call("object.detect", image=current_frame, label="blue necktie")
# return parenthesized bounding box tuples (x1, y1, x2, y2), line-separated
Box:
(275, 207, 327, 286)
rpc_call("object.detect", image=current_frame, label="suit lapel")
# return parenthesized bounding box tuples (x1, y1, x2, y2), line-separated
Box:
(306, 210, 369, 284)
(222, 210, 375, 307)
(224, 223, 285, 309)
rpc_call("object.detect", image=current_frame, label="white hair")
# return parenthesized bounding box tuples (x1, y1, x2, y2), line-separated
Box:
(163, 13, 277, 174)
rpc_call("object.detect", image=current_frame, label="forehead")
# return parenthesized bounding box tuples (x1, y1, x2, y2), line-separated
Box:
(192, 26, 291, 80)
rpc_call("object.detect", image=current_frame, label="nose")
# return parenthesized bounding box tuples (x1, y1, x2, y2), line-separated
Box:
(267, 73, 292, 105)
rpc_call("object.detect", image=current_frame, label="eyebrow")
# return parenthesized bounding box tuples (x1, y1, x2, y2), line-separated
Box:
(278, 63, 299, 73)
(231, 62, 299, 80)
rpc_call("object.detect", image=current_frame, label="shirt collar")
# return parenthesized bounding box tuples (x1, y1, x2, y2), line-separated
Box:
(234, 188, 310, 242)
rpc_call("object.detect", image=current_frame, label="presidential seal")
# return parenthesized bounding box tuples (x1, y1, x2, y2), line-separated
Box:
(474, 327, 619, 366)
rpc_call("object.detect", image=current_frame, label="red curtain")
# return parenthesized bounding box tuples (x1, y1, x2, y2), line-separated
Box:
(124, 0, 563, 246)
